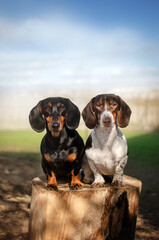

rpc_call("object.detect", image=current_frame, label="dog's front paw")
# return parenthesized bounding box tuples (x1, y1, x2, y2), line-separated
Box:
(46, 184, 58, 191)
(70, 179, 83, 190)
(91, 181, 105, 188)
(71, 171, 83, 190)
(111, 179, 124, 187)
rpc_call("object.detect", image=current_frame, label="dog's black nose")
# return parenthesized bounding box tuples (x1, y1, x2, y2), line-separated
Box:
(52, 122, 60, 128)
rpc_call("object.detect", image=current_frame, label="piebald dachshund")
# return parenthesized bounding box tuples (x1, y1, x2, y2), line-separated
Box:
(82, 94, 131, 187)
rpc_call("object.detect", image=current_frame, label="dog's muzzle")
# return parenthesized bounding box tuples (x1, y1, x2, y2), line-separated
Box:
(52, 122, 60, 129)
(51, 112, 60, 131)
(100, 111, 114, 128)
(102, 116, 111, 127)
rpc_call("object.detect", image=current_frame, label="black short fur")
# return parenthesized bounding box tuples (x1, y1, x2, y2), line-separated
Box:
(29, 97, 84, 190)
(41, 127, 84, 178)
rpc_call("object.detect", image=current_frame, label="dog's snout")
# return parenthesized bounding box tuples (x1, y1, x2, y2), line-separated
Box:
(52, 122, 60, 128)
(102, 115, 112, 127)
(52, 112, 59, 121)
(103, 116, 111, 124)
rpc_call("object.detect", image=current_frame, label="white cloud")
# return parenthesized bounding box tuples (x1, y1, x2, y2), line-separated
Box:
(0, 16, 159, 92)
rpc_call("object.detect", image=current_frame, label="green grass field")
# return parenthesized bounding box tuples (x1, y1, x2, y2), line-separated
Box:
(0, 129, 159, 165)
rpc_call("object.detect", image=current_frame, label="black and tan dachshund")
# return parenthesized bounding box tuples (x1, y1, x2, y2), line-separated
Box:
(29, 97, 84, 191)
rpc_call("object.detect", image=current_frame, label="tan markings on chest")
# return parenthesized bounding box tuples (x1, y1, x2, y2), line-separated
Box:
(44, 153, 53, 162)
(67, 153, 77, 162)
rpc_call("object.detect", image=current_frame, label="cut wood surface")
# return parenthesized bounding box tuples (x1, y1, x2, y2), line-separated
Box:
(27, 175, 142, 240)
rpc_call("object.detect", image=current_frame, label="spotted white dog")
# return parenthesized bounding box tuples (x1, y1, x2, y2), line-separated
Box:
(82, 94, 131, 187)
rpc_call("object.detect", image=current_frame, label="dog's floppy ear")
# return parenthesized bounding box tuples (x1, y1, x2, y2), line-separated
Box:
(82, 98, 97, 129)
(29, 101, 46, 132)
(117, 96, 132, 128)
(66, 99, 80, 130)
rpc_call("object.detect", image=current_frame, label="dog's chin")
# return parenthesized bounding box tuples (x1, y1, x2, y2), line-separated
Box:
(51, 130, 61, 137)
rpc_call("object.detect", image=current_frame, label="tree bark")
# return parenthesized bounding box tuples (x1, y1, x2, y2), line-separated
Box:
(27, 175, 142, 240)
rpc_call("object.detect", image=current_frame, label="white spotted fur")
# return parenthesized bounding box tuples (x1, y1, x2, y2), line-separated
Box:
(83, 110, 128, 186)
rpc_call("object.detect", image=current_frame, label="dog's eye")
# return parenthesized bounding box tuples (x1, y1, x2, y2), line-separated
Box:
(59, 105, 65, 111)
(44, 107, 51, 112)
(96, 101, 103, 107)
(96, 103, 103, 110)
(112, 102, 117, 106)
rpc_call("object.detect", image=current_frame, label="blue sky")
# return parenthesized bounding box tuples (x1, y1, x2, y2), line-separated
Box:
(0, 0, 159, 92)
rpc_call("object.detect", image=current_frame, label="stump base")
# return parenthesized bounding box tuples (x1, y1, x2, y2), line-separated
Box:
(28, 175, 142, 240)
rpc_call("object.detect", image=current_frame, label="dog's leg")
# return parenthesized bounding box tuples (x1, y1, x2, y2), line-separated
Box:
(112, 155, 128, 187)
(46, 171, 58, 191)
(88, 159, 105, 187)
(70, 169, 83, 190)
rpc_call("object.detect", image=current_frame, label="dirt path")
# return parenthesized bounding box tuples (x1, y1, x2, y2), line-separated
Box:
(0, 155, 158, 240)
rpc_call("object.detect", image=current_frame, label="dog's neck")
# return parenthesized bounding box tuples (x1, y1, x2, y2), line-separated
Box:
(45, 127, 67, 148)
(45, 126, 76, 150)
(93, 124, 117, 148)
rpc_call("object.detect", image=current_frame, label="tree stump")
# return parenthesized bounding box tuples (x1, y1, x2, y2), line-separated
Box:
(27, 175, 142, 240)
